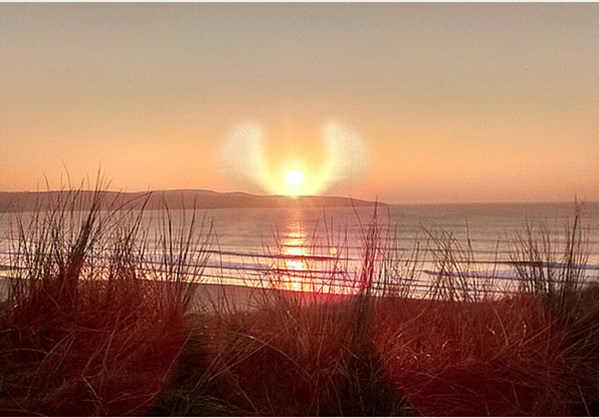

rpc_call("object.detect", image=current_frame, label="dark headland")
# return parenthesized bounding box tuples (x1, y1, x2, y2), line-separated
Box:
(0, 189, 383, 212)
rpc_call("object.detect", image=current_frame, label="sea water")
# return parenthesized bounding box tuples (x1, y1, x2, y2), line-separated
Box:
(1, 202, 598, 297)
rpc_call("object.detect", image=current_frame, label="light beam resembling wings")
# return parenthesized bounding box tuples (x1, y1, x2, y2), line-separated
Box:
(220, 120, 370, 195)
(318, 120, 370, 193)
(219, 123, 270, 193)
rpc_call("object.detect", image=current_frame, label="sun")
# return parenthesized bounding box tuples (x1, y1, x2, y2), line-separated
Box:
(282, 169, 307, 197)
(285, 169, 305, 188)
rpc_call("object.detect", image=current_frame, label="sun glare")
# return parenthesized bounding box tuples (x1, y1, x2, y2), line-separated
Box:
(222, 121, 368, 198)
(280, 169, 308, 197)
(285, 169, 305, 188)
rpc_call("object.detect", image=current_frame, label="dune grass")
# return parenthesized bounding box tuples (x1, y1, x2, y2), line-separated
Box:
(0, 183, 212, 416)
(0, 187, 598, 416)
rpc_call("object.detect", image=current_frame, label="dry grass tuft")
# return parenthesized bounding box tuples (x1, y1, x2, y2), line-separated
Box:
(0, 180, 211, 416)
(1, 187, 598, 416)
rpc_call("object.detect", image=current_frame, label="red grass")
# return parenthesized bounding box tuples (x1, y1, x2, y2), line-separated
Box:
(1, 187, 598, 416)
(373, 296, 572, 416)
(0, 280, 188, 415)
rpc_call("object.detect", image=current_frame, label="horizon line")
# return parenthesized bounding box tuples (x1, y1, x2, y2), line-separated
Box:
(0, 188, 596, 207)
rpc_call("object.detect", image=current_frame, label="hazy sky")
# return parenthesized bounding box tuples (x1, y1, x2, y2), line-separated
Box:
(1, 3, 598, 203)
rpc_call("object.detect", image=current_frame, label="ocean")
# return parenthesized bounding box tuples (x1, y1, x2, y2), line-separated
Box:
(1, 202, 598, 298)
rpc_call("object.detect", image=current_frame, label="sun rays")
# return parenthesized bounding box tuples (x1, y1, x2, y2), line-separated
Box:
(219, 121, 370, 197)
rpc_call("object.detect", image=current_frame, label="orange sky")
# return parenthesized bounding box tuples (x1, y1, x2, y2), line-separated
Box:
(1, 3, 598, 203)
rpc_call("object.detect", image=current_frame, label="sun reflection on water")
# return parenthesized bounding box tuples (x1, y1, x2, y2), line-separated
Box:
(280, 219, 310, 292)
(275, 211, 351, 295)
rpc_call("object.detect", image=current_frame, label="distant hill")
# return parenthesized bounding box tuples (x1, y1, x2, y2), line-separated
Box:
(0, 189, 383, 212)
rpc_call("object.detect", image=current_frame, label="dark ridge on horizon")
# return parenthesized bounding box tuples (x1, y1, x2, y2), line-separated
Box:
(0, 189, 596, 213)
(0, 189, 382, 213)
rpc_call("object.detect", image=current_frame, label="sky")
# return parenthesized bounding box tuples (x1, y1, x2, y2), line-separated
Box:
(1, 3, 598, 204)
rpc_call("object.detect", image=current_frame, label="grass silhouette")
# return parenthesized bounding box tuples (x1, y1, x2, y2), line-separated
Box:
(0, 183, 598, 416)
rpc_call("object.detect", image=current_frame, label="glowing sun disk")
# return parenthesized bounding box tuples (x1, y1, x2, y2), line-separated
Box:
(285, 169, 305, 188)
